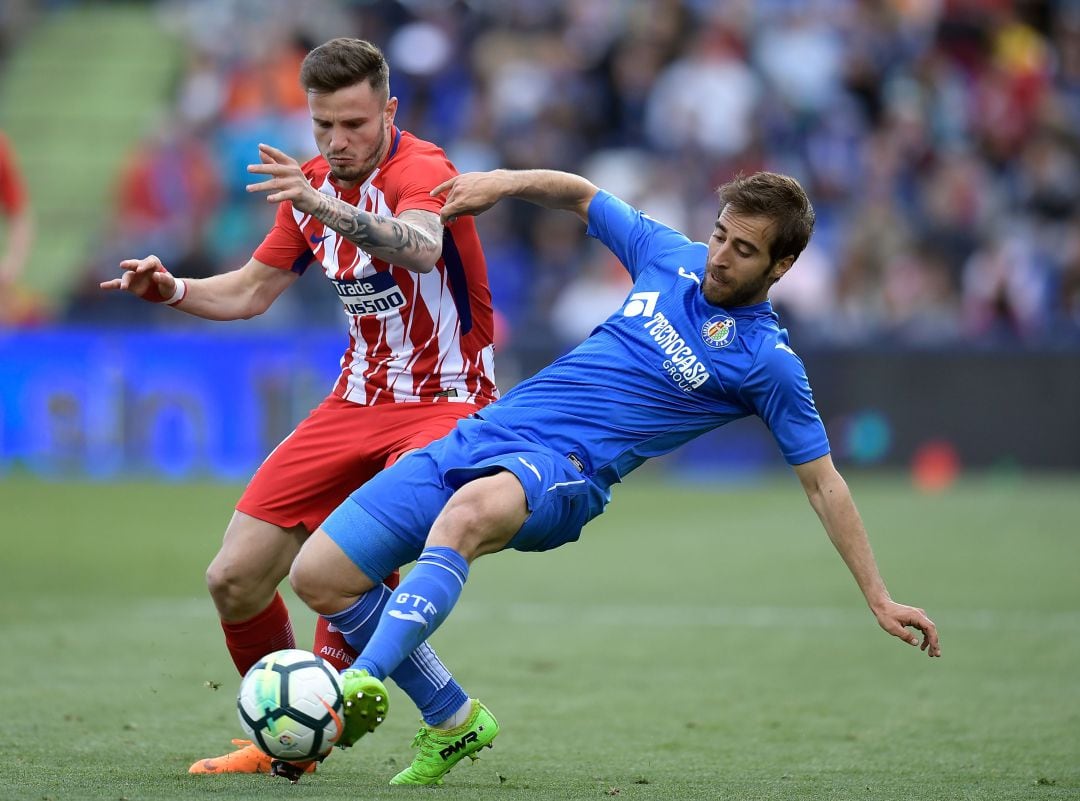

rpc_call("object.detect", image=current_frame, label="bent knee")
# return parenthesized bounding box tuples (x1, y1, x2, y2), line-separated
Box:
(435, 500, 487, 548)
(205, 550, 288, 619)
(288, 556, 316, 607)
(431, 481, 527, 559)
(288, 555, 337, 616)
(208, 514, 305, 619)
(290, 530, 378, 615)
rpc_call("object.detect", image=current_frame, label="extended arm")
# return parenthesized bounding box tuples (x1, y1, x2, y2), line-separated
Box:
(99, 255, 298, 321)
(793, 453, 941, 657)
(246, 143, 441, 273)
(431, 169, 599, 225)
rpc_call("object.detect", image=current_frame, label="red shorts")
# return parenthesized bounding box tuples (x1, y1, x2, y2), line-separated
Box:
(236, 395, 480, 533)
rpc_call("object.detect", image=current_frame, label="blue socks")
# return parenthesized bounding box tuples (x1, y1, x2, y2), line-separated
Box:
(325, 577, 466, 726)
(353, 546, 469, 691)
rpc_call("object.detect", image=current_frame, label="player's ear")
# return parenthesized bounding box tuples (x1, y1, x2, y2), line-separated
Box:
(385, 96, 399, 123)
(769, 254, 795, 284)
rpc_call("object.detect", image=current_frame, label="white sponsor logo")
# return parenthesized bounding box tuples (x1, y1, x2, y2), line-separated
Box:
(388, 609, 430, 626)
(678, 266, 701, 284)
(394, 592, 438, 617)
(319, 646, 352, 665)
(333, 274, 407, 317)
(643, 311, 711, 392)
(517, 457, 542, 482)
(623, 291, 659, 317)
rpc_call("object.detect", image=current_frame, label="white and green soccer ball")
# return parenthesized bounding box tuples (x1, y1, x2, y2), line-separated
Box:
(237, 649, 345, 762)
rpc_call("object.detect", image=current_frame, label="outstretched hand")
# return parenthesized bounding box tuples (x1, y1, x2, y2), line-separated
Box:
(246, 144, 319, 214)
(873, 600, 941, 657)
(431, 172, 507, 225)
(100, 254, 176, 302)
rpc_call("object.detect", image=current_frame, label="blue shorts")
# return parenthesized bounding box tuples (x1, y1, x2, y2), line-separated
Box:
(322, 416, 609, 581)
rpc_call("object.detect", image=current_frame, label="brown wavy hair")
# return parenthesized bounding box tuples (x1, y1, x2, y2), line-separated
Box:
(717, 172, 816, 264)
(300, 38, 390, 97)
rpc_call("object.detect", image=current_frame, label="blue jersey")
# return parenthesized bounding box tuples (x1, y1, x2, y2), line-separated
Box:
(329, 190, 834, 559)
(476, 190, 830, 495)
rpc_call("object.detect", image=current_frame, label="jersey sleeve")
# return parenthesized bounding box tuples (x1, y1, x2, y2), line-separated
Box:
(585, 191, 694, 281)
(383, 147, 456, 216)
(740, 336, 831, 465)
(252, 200, 316, 274)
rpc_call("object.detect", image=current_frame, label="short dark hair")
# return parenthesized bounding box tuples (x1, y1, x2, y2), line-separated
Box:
(716, 172, 815, 264)
(299, 38, 390, 96)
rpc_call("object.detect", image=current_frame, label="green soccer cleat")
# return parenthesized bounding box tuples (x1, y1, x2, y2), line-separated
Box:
(337, 669, 389, 748)
(389, 700, 498, 786)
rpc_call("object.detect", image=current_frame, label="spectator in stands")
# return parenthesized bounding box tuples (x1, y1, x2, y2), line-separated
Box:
(64, 1, 1080, 355)
(0, 129, 34, 324)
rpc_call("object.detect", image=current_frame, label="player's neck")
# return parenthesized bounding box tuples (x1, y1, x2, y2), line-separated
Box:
(337, 126, 394, 190)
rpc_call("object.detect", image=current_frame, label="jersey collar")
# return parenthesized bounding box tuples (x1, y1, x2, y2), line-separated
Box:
(380, 126, 402, 167)
(703, 296, 775, 318)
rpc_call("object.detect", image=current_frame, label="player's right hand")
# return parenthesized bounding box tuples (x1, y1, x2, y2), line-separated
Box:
(100, 255, 177, 303)
(873, 600, 941, 657)
(431, 172, 505, 225)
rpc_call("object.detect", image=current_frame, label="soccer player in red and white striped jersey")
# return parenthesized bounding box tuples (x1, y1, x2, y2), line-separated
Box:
(102, 38, 497, 778)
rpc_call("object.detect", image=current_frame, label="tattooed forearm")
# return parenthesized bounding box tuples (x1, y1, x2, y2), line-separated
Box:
(309, 193, 442, 272)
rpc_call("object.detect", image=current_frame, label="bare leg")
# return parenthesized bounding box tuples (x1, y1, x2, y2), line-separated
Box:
(290, 528, 377, 616)
(206, 510, 307, 621)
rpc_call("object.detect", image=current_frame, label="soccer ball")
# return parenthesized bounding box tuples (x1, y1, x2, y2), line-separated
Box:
(237, 649, 345, 762)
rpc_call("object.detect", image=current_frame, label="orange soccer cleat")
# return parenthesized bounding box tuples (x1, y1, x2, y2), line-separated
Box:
(188, 739, 317, 776)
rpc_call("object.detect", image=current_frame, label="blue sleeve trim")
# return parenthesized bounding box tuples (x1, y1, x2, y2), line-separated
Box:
(290, 252, 315, 275)
(441, 227, 472, 335)
(386, 127, 402, 161)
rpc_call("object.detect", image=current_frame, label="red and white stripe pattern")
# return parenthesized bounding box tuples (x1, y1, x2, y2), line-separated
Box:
(296, 168, 496, 407)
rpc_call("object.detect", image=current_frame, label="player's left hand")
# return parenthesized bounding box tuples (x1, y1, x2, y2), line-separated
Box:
(872, 600, 941, 657)
(246, 144, 320, 214)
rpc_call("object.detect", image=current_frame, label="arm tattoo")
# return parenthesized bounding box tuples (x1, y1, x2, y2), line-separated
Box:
(309, 193, 442, 271)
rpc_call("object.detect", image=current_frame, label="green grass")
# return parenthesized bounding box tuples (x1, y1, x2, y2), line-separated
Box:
(0, 473, 1077, 800)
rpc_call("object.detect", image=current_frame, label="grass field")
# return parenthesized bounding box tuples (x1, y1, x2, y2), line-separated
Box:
(1, 472, 1077, 801)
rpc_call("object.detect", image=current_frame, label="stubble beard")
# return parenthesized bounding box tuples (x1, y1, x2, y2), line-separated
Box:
(326, 124, 387, 184)
(704, 270, 772, 308)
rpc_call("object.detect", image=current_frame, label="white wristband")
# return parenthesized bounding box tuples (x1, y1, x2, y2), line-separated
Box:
(164, 277, 187, 306)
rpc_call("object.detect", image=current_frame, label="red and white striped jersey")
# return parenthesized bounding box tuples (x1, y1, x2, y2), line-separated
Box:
(254, 128, 498, 408)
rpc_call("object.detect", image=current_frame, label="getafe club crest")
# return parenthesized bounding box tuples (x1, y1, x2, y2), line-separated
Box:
(701, 315, 736, 348)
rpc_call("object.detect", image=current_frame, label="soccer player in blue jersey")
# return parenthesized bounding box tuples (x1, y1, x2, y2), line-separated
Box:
(289, 169, 942, 785)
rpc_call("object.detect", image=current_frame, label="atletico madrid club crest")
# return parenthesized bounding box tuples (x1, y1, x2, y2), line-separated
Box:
(701, 315, 736, 348)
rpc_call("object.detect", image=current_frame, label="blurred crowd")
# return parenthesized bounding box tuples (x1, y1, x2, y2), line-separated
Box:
(52, 0, 1080, 369)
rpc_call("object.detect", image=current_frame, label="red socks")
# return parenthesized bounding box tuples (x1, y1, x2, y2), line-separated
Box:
(313, 614, 357, 670)
(220, 591, 295, 675)
(220, 571, 401, 675)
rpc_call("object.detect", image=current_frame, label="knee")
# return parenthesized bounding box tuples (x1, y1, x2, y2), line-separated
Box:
(205, 553, 268, 619)
(429, 475, 528, 559)
(438, 498, 482, 540)
(288, 552, 337, 616)
(431, 497, 492, 559)
(290, 530, 378, 615)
